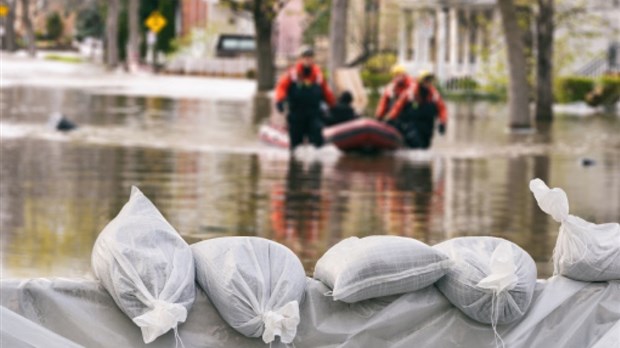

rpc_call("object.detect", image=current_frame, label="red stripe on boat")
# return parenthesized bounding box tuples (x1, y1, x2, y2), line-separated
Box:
(324, 119, 402, 152)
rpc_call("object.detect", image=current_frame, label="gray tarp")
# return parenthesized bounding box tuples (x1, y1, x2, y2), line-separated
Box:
(1, 276, 619, 348)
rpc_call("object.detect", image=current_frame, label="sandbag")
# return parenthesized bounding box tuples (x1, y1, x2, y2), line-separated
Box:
(91, 186, 195, 344)
(530, 178, 620, 281)
(313, 236, 452, 303)
(191, 237, 306, 344)
(434, 237, 537, 326)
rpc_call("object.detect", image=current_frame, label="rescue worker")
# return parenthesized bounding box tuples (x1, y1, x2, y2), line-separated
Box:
(375, 64, 415, 120)
(385, 70, 447, 149)
(275, 48, 336, 150)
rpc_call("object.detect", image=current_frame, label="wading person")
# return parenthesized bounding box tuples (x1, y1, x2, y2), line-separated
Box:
(275, 48, 336, 151)
(375, 64, 415, 120)
(386, 71, 447, 149)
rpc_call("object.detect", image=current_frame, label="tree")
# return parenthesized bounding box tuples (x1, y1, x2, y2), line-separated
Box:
(127, 0, 140, 68)
(75, 4, 105, 41)
(328, 0, 348, 86)
(535, 0, 554, 121)
(2, 0, 17, 51)
(105, 0, 120, 68)
(45, 12, 64, 42)
(138, 0, 178, 61)
(20, 0, 36, 56)
(303, 0, 330, 44)
(497, 0, 532, 129)
(221, 0, 289, 91)
(252, 1, 279, 91)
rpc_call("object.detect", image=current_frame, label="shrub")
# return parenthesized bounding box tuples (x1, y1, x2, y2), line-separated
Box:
(554, 76, 594, 103)
(361, 52, 397, 95)
(363, 52, 397, 74)
(361, 70, 391, 92)
(46, 12, 64, 42)
(586, 75, 620, 106)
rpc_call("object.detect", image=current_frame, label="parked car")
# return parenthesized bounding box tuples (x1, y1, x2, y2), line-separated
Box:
(215, 34, 255, 58)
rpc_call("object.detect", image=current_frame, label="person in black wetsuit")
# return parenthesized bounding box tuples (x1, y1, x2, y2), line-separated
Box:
(323, 91, 359, 127)
(385, 71, 447, 149)
(274, 48, 336, 150)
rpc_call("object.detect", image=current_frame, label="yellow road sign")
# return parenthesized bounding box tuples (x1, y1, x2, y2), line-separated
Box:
(0, 4, 10, 17)
(145, 11, 167, 34)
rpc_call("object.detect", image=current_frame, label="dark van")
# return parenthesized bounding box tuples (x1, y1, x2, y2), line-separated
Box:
(216, 34, 256, 58)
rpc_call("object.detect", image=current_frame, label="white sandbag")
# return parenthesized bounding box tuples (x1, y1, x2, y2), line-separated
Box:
(191, 237, 306, 344)
(530, 178, 620, 281)
(314, 236, 452, 303)
(434, 237, 537, 326)
(91, 186, 195, 344)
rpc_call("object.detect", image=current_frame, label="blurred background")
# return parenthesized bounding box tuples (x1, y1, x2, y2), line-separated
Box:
(1, 0, 619, 278)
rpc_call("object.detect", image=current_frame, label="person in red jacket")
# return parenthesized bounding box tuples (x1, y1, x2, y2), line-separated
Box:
(385, 71, 447, 149)
(275, 48, 336, 150)
(375, 64, 415, 120)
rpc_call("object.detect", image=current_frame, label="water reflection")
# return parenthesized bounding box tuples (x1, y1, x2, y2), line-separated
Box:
(1, 87, 619, 279)
(270, 159, 326, 270)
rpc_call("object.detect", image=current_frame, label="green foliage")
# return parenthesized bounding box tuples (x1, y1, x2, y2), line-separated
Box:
(35, 31, 47, 40)
(155, 0, 178, 53)
(477, 49, 509, 98)
(219, 0, 253, 12)
(303, 0, 331, 44)
(130, 0, 179, 59)
(360, 52, 397, 96)
(75, 5, 104, 40)
(44, 54, 82, 63)
(554, 76, 595, 103)
(46, 12, 64, 41)
(361, 71, 391, 91)
(363, 52, 396, 74)
(585, 76, 620, 106)
(220, 0, 282, 20)
(445, 77, 479, 91)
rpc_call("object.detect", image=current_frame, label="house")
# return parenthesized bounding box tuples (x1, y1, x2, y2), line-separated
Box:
(177, 0, 303, 61)
(13, 0, 80, 40)
(396, 0, 620, 83)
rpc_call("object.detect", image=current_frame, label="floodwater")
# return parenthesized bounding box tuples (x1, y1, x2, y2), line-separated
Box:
(1, 86, 619, 278)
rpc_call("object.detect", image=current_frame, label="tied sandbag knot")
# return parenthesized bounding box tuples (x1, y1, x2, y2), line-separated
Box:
(133, 300, 188, 344)
(529, 178, 589, 273)
(262, 301, 300, 344)
(477, 242, 519, 348)
(529, 178, 569, 223)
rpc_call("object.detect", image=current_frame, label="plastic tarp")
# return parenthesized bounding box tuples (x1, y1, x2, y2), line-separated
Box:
(0, 306, 82, 348)
(1, 276, 619, 348)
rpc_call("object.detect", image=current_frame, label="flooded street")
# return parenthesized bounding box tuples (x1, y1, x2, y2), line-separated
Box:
(1, 86, 619, 278)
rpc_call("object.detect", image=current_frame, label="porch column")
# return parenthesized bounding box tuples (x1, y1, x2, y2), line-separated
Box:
(420, 10, 433, 64)
(398, 10, 408, 62)
(436, 7, 447, 81)
(449, 7, 458, 74)
(463, 8, 471, 75)
(410, 10, 417, 62)
(411, 9, 422, 66)
(473, 10, 483, 75)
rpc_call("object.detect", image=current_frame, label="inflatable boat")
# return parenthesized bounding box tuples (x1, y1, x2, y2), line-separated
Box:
(259, 118, 402, 152)
(323, 118, 402, 152)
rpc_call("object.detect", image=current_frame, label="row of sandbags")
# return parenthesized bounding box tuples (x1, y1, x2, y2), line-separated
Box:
(90, 179, 620, 345)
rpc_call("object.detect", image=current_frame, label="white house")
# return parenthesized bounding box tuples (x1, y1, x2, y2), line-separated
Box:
(396, 0, 620, 83)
